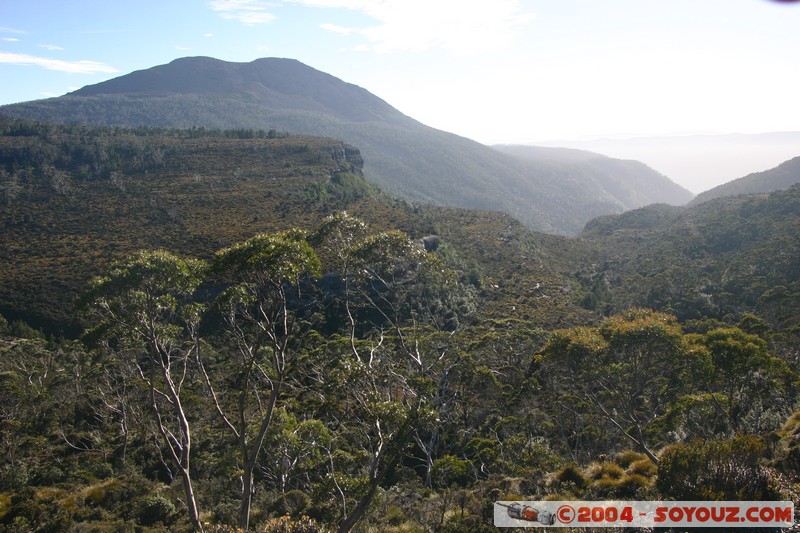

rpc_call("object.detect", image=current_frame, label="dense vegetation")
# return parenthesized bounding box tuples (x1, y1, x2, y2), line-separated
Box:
(0, 56, 692, 235)
(577, 187, 800, 331)
(2, 116, 800, 531)
(0, 116, 585, 335)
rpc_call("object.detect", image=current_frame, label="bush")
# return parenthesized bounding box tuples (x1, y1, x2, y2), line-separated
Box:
(613, 473, 652, 498)
(431, 455, 473, 488)
(627, 458, 657, 477)
(586, 461, 624, 481)
(9, 320, 45, 340)
(131, 493, 175, 527)
(550, 464, 587, 490)
(269, 490, 312, 518)
(656, 435, 789, 500)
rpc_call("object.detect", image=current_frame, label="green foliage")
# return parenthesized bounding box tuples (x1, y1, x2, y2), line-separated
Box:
(132, 493, 176, 526)
(656, 435, 789, 501)
(430, 456, 473, 489)
(551, 464, 588, 491)
(2, 111, 800, 531)
(8, 319, 45, 340)
(304, 172, 374, 205)
(213, 231, 321, 291)
(577, 186, 800, 327)
(539, 309, 691, 461)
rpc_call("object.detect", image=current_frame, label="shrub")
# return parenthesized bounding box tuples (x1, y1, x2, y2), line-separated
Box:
(131, 493, 175, 527)
(615, 450, 647, 469)
(269, 490, 312, 518)
(431, 455, 473, 488)
(586, 461, 624, 481)
(657, 436, 789, 500)
(627, 458, 657, 477)
(613, 473, 652, 498)
(551, 464, 587, 490)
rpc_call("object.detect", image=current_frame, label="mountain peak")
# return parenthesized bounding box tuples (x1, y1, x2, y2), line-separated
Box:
(72, 56, 404, 123)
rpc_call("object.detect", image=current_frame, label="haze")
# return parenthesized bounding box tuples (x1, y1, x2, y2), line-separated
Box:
(2, 0, 799, 193)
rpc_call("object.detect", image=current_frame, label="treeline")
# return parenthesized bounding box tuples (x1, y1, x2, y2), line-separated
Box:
(1, 115, 290, 141)
(2, 213, 799, 532)
(0, 115, 293, 189)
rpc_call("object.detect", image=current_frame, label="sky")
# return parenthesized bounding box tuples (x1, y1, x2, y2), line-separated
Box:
(2, 0, 800, 192)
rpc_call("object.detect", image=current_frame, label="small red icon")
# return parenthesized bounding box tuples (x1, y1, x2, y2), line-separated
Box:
(557, 504, 576, 524)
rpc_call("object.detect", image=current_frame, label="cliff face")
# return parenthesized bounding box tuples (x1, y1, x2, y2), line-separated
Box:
(328, 144, 365, 174)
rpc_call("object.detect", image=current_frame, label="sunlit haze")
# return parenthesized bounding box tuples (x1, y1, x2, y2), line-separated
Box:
(2, 0, 800, 192)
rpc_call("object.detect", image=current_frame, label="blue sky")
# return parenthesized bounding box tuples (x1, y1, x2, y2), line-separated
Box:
(2, 0, 800, 145)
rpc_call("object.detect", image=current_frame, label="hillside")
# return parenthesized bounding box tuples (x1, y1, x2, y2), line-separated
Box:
(689, 155, 800, 206)
(576, 185, 800, 328)
(0, 56, 692, 235)
(3, 117, 800, 533)
(536, 132, 800, 195)
(494, 144, 691, 208)
(0, 116, 588, 334)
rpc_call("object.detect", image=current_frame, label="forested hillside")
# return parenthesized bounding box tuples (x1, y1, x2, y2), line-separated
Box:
(2, 117, 799, 532)
(689, 155, 800, 206)
(493, 144, 691, 209)
(0, 116, 586, 335)
(0, 56, 693, 235)
(578, 186, 800, 329)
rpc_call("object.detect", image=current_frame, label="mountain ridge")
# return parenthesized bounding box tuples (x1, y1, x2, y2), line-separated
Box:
(1, 56, 692, 235)
(688, 155, 800, 206)
(493, 144, 690, 215)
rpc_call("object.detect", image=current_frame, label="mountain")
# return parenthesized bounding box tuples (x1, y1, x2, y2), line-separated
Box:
(2, 115, 793, 337)
(493, 144, 691, 209)
(535, 132, 800, 194)
(688, 155, 800, 206)
(0, 116, 589, 334)
(0, 56, 692, 235)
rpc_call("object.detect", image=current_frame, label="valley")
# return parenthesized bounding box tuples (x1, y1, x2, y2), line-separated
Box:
(1, 57, 799, 532)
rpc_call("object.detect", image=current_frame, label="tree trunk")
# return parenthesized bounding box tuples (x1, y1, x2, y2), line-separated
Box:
(239, 382, 282, 530)
(181, 467, 204, 532)
(338, 483, 378, 533)
(239, 468, 254, 531)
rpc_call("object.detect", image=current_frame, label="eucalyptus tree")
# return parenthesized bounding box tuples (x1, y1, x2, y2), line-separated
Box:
(82, 250, 207, 531)
(539, 309, 694, 463)
(205, 230, 321, 531)
(686, 326, 793, 436)
(313, 212, 476, 532)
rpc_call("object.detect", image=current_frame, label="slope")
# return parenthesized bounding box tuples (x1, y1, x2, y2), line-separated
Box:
(0, 116, 589, 334)
(1, 56, 692, 235)
(494, 144, 692, 208)
(575, 186, 800, 328)
(689, 155, 800, 206)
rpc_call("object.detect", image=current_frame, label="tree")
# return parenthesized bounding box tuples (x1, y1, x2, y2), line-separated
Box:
(689, 327, 793, 434)
(312, 213, 475, 532)
(82, 250, 207, 531)
(539, 309, 693, 463)
(207, 230, 321, 531)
